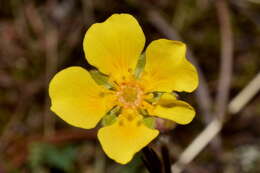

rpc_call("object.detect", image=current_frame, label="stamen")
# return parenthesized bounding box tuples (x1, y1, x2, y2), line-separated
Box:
(136, 120, 142, 126)
(99, 92, 105, 97)
(119, 119, 124, 126)
(126, 114, 134, 121)
(116, 82, 144, 109)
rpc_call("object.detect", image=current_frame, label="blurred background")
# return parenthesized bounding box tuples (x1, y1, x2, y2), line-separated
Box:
(0, 0, 260, 172)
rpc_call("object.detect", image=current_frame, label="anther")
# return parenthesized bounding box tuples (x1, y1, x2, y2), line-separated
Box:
(99, 92, 105, 97)
(136, 120, 142, 127)
(116, 82, 144, 109)
(126, 114, 134, 121)
(119, 119, 124, 126)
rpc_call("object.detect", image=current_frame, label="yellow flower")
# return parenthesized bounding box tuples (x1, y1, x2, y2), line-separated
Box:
(49, 14, 198, 164)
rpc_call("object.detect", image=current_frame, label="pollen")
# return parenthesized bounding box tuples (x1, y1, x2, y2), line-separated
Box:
(116, 82, 144, 109)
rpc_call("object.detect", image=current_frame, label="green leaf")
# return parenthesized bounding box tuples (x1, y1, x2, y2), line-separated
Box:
(28, 142, 76, 173)
(28, 142, 46, 170)
(117, 153, 143, 173)
(134, 54, 146, 79)
(45, 146, 76, 172)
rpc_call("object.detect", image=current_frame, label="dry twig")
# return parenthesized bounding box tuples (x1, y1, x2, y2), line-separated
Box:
(172, 0, 236, 171)
(229, 72, 260, 114)
(215, 0, 234, 120)
(171, 72, 260, 173)
(43, 27, 58, 137)
(0, 77, 44, 153)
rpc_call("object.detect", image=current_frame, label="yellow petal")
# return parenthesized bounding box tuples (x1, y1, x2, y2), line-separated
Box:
(97, 112, 159, 164)
(83, 14, 145, 82)
(149, 93, 195, 125)
(49, 67, 115, 129)
(141, 39, 198, 92)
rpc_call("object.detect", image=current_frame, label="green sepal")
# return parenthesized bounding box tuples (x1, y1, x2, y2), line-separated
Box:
(139, 108, 149, 116)
(101, 114, 117, 126)
(134, 54, 146, 79)
(101, 106, 121, 126)
(89, 70, 113, 89)
(145, 92, 164, 104)
(143, 117, 155, 129)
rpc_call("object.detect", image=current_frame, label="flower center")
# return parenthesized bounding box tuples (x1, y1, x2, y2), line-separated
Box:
(117, 83, 143, 109)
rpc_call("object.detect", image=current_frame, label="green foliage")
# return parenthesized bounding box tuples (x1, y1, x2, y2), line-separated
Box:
(28, 142, 77, 173)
